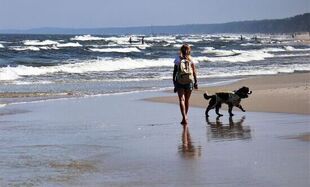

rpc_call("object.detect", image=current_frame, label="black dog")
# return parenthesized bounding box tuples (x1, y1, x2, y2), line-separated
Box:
(204, 86, 252, 117)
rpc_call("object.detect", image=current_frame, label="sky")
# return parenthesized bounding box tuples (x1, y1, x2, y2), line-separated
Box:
(0, 0, 309, 29)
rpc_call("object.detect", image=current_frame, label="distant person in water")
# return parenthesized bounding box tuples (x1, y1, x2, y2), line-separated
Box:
(173, 44, 198, 125)
(141, 36, 145, 44)
(129, 37, 132, 44)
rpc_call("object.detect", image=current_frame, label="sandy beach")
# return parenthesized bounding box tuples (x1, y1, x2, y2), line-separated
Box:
(148, 72, 310, 115)
(0, 78, 309, 186)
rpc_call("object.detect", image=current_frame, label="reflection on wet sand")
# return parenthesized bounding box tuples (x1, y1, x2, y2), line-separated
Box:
(206, 116, 251, 141)
(178, 125, 202, 159)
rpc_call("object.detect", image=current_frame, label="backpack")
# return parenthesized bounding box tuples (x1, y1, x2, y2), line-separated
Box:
(177, 57, 194, 85)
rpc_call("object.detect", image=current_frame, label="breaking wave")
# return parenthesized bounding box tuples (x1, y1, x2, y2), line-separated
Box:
(198, 47, 284, 62)
(0, 58, 174, 81)
(70, 35, 106, 41)
(283, 46, 310, 51)
(56, 42, 82, 48)
(89, 47, 141, 53)
(23, 40, 59, 46)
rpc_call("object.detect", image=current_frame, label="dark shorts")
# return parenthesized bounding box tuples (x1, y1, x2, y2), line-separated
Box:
(175, 82, 193, 91)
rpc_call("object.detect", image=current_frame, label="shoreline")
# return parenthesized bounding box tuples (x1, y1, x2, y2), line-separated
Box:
(147, 72, 310, 115)
(1, 72, 309, 115)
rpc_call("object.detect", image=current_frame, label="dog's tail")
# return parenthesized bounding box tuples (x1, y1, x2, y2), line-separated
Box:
(203, 92, 213, 100)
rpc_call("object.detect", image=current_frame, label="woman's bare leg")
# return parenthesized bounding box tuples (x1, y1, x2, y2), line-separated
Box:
(184, 89, 192, 115)
(177, 89, 187, 124)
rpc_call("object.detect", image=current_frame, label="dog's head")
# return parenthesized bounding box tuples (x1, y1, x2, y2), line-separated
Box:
(234, 86, 252, 99)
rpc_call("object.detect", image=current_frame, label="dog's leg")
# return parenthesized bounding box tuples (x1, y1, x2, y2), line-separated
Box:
(237, 104, 246, 112)
(205, 97, 216, 117)
(215, 104, 223, 117)
(205, 106, 211, 117)
(228, 104, 234, 116)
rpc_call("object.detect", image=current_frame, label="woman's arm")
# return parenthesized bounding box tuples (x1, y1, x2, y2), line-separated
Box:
(173, 65, 178, 92)
(191, 63, 198, 89)
(173, 64, 178, 84)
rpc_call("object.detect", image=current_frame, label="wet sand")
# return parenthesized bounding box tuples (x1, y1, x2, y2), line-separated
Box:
(0, 91, 309, 186)
(148, 73, 310, 115)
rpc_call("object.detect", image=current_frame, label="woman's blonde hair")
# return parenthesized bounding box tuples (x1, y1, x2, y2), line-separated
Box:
(180, 44, 191, 61)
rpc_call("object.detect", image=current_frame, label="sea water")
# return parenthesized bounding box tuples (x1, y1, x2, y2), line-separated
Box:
(0, 33, 309, 97)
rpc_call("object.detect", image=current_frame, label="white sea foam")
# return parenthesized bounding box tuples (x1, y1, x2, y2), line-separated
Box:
(0, 44, 4, 48)
(204, 64, 310, 78)
(199, 46, 301, 62)
(23, 40, 59, 46)
(104, 36, 133, 45)
(0, 66, 21, 80)
(89, 47, 141, 53)
(56, 42, 82, 48)
(13, 42, 77, 50)
(10, 46, 41, 51)
(202, 48, 241, 56)
(277, 53, 310, 58)
(173, 44, 194, 48)
(240, 43, 262, 46)
(146, 35, 176, 41)
(10, 45, 60, 51)
(0, 58, 174, 81)
(0, 104, 7, 108)
(261, 48, 285, 52)
(182, 38, 203, 43)
(284, 46, 310, 51)
(219, 36, 240, 41)
(130, 43, 151, 49)
(39, 46, 59, 50)
(70, 35, 106, 41)
(196, 49, 274, 63)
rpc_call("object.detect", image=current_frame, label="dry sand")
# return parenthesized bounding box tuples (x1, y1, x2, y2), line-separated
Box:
(148, 73, 310, 115)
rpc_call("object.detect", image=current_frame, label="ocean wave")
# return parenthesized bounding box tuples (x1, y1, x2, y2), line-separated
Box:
(196, 49, 274, 63)
(205, 64, 310, 78)
(199, 46, 303, 62)
(70, 35, 106, 41)
(202, 48, 241, 56)
(39, 46, 59, 50)
(10, 46, 41, 51)
(277, 53, 310, 58)
(145, 35, 176, 41)
(130, 43, 151, 49)
(240, 43, 262, 46)
(284, 46, 310, 51)
(182, 38, 203, 43)
(219, 36, 240, 41)
(10, 45, 60, 51)
(0, 104, 7, 108)
(56, 42, 82, 48)
(104, 36, 132, 45)
(89, 47, 141, 53)
(0, 44, 4, 48)
(23, 40, 59, 46)
(173, 44, 194, 48)
(0, 58, 174, 81)
(0, 41, 12, 44)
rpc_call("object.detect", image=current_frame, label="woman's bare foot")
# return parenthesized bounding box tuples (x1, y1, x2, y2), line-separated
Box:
(180, 118, 188, 125)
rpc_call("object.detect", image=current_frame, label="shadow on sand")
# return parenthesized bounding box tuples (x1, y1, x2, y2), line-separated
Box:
(205, 116, 252, 142)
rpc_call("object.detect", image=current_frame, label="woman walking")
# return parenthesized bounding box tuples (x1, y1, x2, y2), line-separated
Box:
(173, 44, 198, 125)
